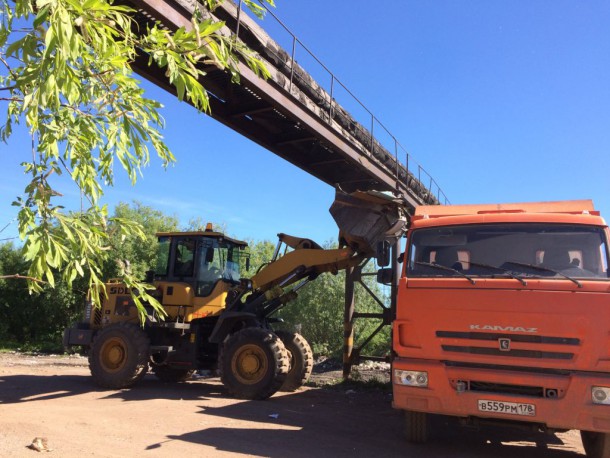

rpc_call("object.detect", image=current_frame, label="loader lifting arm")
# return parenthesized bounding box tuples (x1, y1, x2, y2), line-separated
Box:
(223, 190, 407, 322)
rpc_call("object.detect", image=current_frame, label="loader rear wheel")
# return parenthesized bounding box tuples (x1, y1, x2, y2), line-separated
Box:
(404, 410, 429, 443)
(581, 430, 610, 458)
(89, 322, 150, 389)
(152, 366, 195, 383)
(219, 328, 289, 400)
(275, 330, 313, 391)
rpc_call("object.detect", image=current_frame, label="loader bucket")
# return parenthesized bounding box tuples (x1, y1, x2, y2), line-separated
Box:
(329, 190, 407, 256)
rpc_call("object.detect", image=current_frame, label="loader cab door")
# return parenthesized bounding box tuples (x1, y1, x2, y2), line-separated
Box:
(154, 236, 198, 279)
(195, 238, 244, 297)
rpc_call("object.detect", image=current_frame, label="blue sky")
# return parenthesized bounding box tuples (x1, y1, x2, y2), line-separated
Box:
(1, 1, 609, 245)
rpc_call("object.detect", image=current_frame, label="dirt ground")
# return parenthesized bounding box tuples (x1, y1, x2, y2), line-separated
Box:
(0, 352, 586, 458)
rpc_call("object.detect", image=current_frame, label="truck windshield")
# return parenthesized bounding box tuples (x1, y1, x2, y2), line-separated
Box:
(407, 223, 609, 280)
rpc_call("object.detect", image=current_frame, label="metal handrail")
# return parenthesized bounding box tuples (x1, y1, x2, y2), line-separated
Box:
(234, 0, 450, 205)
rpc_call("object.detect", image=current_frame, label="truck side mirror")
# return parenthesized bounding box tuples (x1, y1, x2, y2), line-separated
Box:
(245, 257, 250, 272)
(376, 267, 394, 285)
(376, 241, 390, 267)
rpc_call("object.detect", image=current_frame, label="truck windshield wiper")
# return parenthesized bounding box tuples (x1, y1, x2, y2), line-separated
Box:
(502, 261, 582, 288)
(467, 261, 527, 286)
(415, 261, 476, 285)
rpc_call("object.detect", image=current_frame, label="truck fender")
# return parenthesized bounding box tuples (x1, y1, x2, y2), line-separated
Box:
(208, 311, 257, 344)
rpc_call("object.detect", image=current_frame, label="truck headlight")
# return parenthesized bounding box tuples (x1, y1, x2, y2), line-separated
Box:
(592, 387, 610, 405)
(394, 369, 428, 387)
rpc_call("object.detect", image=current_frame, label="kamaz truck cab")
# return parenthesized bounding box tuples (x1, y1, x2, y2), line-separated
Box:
(392, 200, 610, 458)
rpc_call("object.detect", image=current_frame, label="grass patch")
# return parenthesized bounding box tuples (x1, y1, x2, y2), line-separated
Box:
(0, 339, 65, 354)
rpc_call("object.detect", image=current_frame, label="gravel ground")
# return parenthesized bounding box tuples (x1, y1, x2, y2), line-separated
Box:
(0, 352, 585, 458)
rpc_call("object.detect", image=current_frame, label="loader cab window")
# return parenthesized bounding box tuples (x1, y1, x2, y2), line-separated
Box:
(154, 236, 171, 276)
(196, 239, 244, 297)
(174, 239, 196, 277)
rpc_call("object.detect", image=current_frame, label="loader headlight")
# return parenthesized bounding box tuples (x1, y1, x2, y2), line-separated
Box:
(592, 387, 610, 405)
(394, 369, 428, 387)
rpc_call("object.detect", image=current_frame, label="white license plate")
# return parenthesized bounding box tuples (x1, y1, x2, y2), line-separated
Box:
(477, 399, 536, 417)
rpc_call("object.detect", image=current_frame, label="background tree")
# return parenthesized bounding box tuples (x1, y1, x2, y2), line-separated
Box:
(0, 202, 176, 350)
(0, 241, 84, 350)
(0, 0, 272, 314)
(103, 201, 180, 280)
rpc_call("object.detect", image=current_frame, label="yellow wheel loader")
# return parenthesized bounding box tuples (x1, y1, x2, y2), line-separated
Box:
(64, 191, 406, 400)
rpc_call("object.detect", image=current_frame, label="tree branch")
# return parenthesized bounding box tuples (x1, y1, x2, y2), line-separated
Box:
(0, 274, 47, 284)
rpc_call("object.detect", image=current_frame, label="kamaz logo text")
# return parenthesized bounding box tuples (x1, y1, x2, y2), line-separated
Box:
(470, 324, 538, 333)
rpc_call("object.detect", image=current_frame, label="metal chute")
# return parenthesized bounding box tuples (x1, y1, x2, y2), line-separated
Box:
(329, 190, 407, 256)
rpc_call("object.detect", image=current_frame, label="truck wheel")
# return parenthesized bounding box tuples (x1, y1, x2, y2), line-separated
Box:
(581, 431, 610, 458)
(89, 322, 150, 389)
(219, 328, 289, 400)
(275, 330, 313, 391)
(404, 410, 429, 443)
(152, 365, 195, 383)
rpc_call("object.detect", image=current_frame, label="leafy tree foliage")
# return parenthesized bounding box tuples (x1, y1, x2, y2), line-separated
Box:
(0, 241, 84, 349)
(0, 0, 271, 315)
(245, 238, 276, 274)
(0, 202, 175, 349)
(103, 201, 179, 280)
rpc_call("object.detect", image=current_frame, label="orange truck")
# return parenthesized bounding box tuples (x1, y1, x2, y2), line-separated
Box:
(392, 200, 610, 458)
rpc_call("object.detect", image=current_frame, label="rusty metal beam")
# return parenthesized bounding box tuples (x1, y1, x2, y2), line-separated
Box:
(123, 0, 436, 212)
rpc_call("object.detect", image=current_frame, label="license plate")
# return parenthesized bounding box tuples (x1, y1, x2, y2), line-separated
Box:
(477, 399, 536, 417)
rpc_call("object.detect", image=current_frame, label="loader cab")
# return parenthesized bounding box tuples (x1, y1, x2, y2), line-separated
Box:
(154, 230, 249, 297)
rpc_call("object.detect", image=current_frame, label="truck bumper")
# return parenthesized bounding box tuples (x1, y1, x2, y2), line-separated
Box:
(392, 358, 610, 433)
(63, 326, 94, 348)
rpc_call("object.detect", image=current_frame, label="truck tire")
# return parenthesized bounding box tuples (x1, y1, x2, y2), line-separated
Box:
(89, 322, 150, 389)
(219, 327, 289, 400)
(581, 431, 610, 458)
(275, 330, 313, 391)
(404, 410, 429, 443)
(152, 365, 195, 383)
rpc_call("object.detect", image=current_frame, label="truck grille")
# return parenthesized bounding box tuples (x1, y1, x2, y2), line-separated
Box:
(455, 380, 563, 399)
(437, 331, 579, 360)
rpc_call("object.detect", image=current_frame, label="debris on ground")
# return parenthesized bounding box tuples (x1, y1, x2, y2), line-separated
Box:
(27, 437, 51, 452)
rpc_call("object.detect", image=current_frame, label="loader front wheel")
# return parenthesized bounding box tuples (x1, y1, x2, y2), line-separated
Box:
(275, 330, 313, 391)
(89, 322, 150, 389)
(219, 328, 289, 400)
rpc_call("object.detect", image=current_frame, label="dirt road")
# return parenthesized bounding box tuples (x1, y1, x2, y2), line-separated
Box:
(0, 353, 585, 457)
